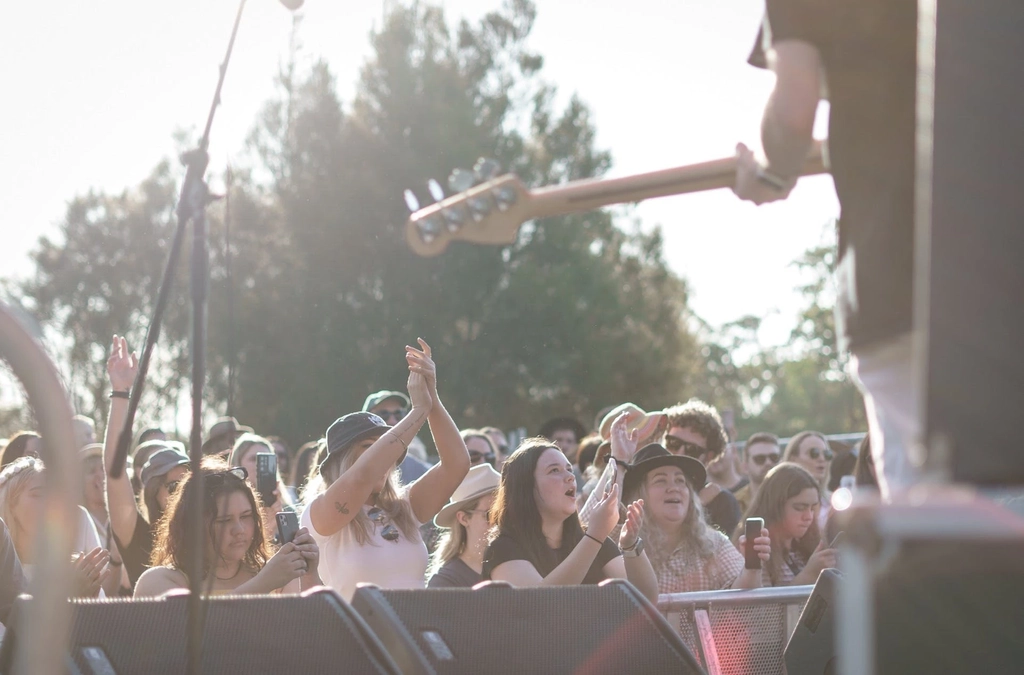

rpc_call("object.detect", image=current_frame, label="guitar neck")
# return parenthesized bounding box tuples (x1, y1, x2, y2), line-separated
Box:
(525, 141, 826, 221)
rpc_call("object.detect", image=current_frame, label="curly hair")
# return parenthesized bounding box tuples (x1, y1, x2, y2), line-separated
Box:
(150, 457, 270, 579)
(664, 399, 728, 457)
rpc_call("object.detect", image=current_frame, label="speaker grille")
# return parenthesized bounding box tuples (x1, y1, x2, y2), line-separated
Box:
(62, 591, 396, 674)
(365, 584, 702, 675)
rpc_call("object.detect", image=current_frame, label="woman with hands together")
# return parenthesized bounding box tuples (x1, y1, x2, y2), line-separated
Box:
(301, 339, 469, 601)
(483, 439, 660, 603)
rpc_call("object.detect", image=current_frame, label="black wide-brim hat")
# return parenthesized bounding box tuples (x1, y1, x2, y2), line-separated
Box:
(623, 443, 707, 499)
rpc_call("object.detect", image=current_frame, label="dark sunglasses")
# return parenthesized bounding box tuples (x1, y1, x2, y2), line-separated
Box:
(806, 447, 834, 461)
(664, 434, 710, 460)
(376, 408, 408, 422)
(367, 506, 399, 543)
(751, 453, 781, 466)
(469, 450, 496, 466)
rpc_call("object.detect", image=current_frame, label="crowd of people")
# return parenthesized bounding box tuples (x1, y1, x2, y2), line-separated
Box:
(0, 330, 876, 634)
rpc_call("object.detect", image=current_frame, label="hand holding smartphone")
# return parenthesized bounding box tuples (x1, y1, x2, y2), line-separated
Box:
(276, 511, 300, 545)
(744, 517, 765, 570)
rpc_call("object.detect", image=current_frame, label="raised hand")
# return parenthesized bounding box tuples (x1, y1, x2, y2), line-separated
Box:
(72, 547, 111, 598)
(405, 338, 438, 402)
(587, 482, 620, 542)
(619, 499, 645, 551)
(738, 526, 772, 564)
(106, 335, 138, 392)
(610, 412, 639, 463)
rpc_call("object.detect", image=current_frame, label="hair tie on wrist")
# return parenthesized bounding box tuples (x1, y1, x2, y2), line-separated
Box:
(390, 432, 408, 451)
(584, 532, 603, 546)
(109, 390, 130, 400)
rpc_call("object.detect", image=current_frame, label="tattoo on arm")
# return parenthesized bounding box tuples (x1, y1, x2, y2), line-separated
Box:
(334, 502, 350, 515)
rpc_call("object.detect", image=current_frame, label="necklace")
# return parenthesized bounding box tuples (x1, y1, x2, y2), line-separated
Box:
(214, 563, 243, 581)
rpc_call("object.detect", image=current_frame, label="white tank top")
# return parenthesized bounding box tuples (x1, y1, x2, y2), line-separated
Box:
(300, 495, 428, 601)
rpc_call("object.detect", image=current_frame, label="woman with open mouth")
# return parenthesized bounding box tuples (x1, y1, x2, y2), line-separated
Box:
(482, 438, 660, 604)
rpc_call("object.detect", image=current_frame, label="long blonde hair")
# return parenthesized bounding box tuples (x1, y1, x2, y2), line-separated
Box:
(427, 495, 485, 578)
(626, 476, 718, 570)
(310, 441, 419, 545)
(0, 456, 45, 558)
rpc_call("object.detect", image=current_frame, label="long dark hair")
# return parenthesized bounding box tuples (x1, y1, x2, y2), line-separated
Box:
(489, 438, 583, 576)
(151, 457, 270, 579)
(737, 462, 821, 586)
(1, 431, 40, 470)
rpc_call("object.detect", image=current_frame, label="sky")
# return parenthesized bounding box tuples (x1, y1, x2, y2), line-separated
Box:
(1, 0, 839, 347)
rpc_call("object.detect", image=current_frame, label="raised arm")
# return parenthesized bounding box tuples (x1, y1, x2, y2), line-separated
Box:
(492, 484, 622, 587)
(308, 366, 432, 538)
(407, 339, 470, 524)
(604, 499, 659, 603)
(103, 335, 141, 546)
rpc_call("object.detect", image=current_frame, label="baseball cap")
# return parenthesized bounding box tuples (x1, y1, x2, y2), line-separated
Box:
(139, 442, 190, 488)
(362, 390, 411, 413)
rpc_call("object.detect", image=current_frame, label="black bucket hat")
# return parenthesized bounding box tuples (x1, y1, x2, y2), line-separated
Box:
(623, 443, 707, 499)
(319, 412, 396, 472)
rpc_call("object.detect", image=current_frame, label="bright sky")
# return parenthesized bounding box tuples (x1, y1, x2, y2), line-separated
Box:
(1, 0, 838, 346)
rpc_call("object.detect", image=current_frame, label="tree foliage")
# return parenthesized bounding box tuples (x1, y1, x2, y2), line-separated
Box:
(12, 1, 699, 445)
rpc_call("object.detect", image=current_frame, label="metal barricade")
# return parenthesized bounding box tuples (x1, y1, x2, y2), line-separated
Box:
(658, 585, 814, 675)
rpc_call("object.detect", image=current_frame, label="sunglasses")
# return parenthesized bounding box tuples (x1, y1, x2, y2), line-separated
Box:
(664, 435, 710, 460)
(469, 451, 496, 466)
(806, 447, 834, 461)
(376, 408, 408, 422)
(367, 506, 399, 543)
(751, 453, 781, 466)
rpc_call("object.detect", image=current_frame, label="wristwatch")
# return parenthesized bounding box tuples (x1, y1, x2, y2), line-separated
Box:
(622, 537, 644, 558)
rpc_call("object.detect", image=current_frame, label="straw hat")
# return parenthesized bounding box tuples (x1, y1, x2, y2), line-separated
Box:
(433, 464, 501, 529)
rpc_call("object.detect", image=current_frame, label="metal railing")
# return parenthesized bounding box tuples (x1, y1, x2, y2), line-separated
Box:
(658, 585, 814, 675)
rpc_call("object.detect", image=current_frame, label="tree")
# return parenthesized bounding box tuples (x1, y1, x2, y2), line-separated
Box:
(13, 1, 701, 448)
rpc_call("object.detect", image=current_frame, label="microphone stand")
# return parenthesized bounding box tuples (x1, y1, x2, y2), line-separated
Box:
(107, 2, 250, 673)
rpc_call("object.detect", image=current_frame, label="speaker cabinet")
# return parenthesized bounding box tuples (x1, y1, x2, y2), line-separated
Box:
(351, 580, 704, 675)
(785, 568, 841, 675)
(1, 587, 400, 674)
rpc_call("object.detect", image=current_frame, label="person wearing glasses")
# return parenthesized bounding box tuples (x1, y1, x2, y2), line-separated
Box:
(103, 335, 192, 589)
(480, 427, 510, 470)
(662, 400, 743, 536)
(427, 463, 501, 588)
(736, 463, 837, 586)
(363, 389, 432, 484)
(783, 431, 834, 530)
(460, 430, 498, 468)
(734, 432, 782, 513)
(302, 340, 470, 601)
(134, 458, 319, 597)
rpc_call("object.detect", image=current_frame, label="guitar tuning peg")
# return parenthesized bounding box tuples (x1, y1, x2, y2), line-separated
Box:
(416, 215, 444, 244)
(473, 157, 501, 183)
(492, 184, 518, 212)
(447, 168, 474, 194)
(427, 179, 445, 203)
(403, 189, 420, 213)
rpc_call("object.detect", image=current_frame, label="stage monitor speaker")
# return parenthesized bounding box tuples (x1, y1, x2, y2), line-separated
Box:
(351, 580, 705, 675)
(0, 587, 402, 675)
(917, 0, 1024, 484)
(784, 568, 841, 675)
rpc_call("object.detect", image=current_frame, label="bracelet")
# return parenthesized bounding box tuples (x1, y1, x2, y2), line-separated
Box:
(109, 390, 130, 400)
(389, 431, 408, 451)
(583, 532, 603, 546)
(755, 165, 793, 192)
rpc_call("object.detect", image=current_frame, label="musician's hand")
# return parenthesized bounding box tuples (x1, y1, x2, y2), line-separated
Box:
(733, 142, 795, 205)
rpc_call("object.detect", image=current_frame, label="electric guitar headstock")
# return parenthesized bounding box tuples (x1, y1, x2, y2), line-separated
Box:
(404, 158, 534, 257)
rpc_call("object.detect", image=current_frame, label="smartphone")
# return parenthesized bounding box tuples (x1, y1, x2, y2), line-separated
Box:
(744, 517, 765, 570)
(829, 531, 845, 549)
(256, 452, 278, 506)
(276, 511, 299, 545)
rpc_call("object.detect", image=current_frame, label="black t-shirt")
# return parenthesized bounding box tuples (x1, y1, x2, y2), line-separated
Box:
(706, 489, 741, 537)
(750, 0, 918, 351)
(427, 558, 484, 589)
(482, 532, 620, 585)
(112, 511, 154, 588)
